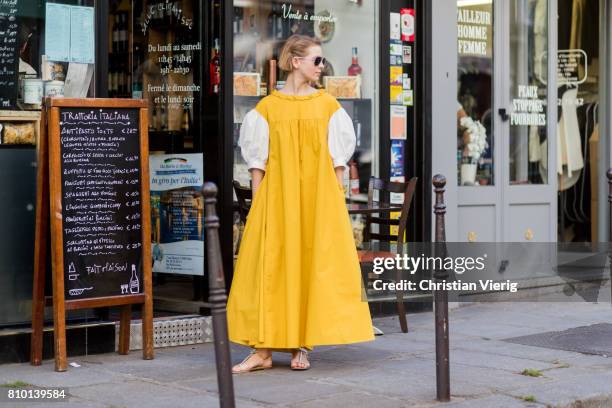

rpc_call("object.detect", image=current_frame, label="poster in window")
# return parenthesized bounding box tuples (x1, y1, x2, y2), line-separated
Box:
(150, 154, 204, 276)
(390, 105, 407, 140)
(390, 12, 401, 40)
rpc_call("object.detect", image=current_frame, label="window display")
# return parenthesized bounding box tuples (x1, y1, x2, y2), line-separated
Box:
(231, 1, 378, 196)
(457, 0, 494, 186)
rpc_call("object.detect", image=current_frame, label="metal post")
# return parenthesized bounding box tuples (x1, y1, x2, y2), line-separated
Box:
(607, 169, 612, 306)
(433, 174, 450, 401)
(203, 182, 236, 408)
(608, 169, 612, 241)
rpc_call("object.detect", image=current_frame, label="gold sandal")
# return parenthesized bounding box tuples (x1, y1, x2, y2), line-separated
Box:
(291, 348, 310, 371)
(232, 349, 273, 374)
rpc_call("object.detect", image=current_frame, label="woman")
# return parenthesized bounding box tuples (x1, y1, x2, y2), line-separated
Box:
(227, 34, 374, 373)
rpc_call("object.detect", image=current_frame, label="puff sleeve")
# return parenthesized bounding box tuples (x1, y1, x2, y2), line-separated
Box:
(238, 109, 269, 171)
(328, 107, 356, 170)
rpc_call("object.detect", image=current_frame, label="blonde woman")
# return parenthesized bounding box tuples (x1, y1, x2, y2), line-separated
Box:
(227, 34, 374, 373)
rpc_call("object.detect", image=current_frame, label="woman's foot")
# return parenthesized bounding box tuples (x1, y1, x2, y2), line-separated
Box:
(232, 349, 273, 374)
(290, 348, 310, 370)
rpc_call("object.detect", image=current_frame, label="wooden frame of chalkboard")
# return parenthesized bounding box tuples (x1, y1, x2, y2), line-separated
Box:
(31, 98, 154, 372)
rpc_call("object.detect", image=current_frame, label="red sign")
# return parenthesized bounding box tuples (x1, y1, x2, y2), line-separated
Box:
(401, 8, 415, 42)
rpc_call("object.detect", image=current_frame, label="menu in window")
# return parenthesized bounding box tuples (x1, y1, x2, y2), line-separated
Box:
(45, 3, 95, 64)
(0, 0, 20, 108)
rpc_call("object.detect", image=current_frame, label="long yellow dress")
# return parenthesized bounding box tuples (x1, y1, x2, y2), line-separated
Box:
(227, 89, 374, 350)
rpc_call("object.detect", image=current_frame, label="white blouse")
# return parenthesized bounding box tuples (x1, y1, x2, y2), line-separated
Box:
(238, 107, 357, 171)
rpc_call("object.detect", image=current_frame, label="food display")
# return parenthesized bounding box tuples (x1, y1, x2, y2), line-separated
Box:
(2, 122, 36, 145)
(324, 76, 361, 99)
(233, 72, 261, 96)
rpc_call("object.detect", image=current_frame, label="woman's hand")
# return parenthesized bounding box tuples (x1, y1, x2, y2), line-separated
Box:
(250, 169, 265, 196)
(334, 166, 344, 187)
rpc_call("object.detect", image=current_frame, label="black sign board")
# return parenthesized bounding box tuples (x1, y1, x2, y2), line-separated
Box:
(32, 98, 153, 371)
(0, 0, 20, 108)
(59, 107, 144, 299)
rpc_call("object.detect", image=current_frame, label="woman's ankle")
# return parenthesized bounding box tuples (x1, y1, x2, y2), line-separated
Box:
(255, 349, 271, 359)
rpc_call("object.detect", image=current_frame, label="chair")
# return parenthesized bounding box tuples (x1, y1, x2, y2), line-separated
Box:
(232, 180, 252, 255)
(357, 176, 418, 333)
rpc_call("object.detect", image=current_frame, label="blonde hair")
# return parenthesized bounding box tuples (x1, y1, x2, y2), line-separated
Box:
(278, 35, 322, 72)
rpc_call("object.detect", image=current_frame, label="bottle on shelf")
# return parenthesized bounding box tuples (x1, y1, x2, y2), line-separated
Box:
(348, 47, 362, 76)
(166, 2, 173, 25)
(268, 59, 277, 94)
(349, 160, 360, 195)
(112, 14, 119, 53)
(267, 4, 277, 39)
(109, 60, 116, 97)
(209, 38, 221, 95)
(160, 103, 168, 130)
(119, 12, 128, 53)
(181, 103, 191, 136)
(107, 61, 114, 97)
(117, 61, 124, 96)
(277, 6, 285, 39)
(151, 105, 158, 131)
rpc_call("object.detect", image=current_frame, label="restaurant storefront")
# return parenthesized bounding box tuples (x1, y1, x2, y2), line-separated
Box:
(1, 0, 611, 362)
(0, 0, 436, 362)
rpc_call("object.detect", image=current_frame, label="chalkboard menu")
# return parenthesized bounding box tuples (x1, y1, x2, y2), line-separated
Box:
(32, 98, 153, 371)
(59, 107, 143, 299)
(0, 0, 20, 108)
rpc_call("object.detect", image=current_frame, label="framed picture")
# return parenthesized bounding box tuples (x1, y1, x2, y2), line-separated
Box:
(324, 76, 361, 99)
(233, 72, 261, 96)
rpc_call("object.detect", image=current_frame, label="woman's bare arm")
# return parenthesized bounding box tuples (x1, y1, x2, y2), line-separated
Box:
(334, 166, 344, 187)
(251, 169, 265, 196)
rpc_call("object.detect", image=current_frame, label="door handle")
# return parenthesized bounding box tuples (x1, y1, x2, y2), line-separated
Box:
(498, 108, 510, 122)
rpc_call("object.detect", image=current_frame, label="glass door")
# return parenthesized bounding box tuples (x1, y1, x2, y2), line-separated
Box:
(502, 0, 557, 242)
(456, 0, 500, 242)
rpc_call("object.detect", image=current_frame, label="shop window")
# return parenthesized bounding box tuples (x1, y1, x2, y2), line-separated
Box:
(231, 1, 379, 193)
(457, 0, 494, 187)
(230, 1, 380, 252)
(508, 0, 548, 185)
(127, 0, 209, 307)
(557, 0, 600, 242)
(0, 0, 95, 114)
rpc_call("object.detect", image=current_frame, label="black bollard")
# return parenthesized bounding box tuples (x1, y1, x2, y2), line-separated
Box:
(203, 182, 236, 408)
(433, 175, 450, 401)
(607, 169, 612, 306)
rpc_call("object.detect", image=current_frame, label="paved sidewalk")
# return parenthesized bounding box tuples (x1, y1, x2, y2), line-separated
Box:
(2, 301, 612, 407)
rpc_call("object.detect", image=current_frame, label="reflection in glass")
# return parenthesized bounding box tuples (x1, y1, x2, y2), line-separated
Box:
(509, 0, 548, 184)
(131, 0, 202, 152)
(457, 0, 494, 186)
(231, 1, 378, 195)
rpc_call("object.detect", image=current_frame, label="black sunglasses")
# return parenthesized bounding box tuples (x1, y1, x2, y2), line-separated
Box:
(296, 56, 327, 67)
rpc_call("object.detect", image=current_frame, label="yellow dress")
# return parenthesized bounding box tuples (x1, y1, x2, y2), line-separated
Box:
(227, 89, 374, 350)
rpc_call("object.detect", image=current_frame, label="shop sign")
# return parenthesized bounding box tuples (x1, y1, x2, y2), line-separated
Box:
(457, 7, 491, 57)
(140, 2, 201, 113)
(510, 85, 546, 127)
(536, 49, 588, 86)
